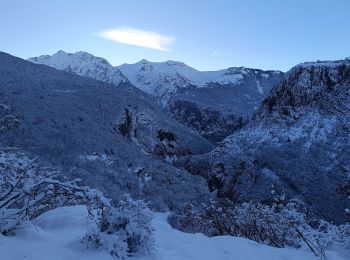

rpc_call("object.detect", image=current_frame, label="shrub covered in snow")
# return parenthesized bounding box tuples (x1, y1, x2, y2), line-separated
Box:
(169, 198, 350, 258)
(0, 148, 155, 259)
(82, 194, 155, 259)
(0, 148, 101, 234)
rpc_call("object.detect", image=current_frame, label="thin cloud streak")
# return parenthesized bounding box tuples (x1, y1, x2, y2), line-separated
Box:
(98, 27, 175, 51)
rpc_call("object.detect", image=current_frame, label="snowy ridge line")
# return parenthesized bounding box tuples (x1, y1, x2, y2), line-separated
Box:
(28, 50, 284, 101)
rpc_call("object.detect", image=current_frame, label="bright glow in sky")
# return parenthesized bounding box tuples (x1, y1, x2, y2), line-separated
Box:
(98, 27, 175, 51)
(1, 0, 349, 71)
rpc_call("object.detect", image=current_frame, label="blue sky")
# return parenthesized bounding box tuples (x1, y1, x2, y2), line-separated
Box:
(1, 0, 349, 71)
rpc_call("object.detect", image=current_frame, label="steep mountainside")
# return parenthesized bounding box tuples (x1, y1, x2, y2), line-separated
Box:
(178, 59, 350, 223)
(168, 68, 283, 141)
(29, 51, 284, 141)
(0, 51, 213, 210)
(219, 59, 350, 154)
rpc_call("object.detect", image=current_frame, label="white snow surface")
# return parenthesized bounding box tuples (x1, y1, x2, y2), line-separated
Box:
(0, 206, 346, 260)
(117, 60, 246, 101)
(118, 60, 244, 90)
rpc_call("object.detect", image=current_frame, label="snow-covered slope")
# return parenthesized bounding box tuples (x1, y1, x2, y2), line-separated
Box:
(28, 50, 128, 86)
(0, 206, 345, 260)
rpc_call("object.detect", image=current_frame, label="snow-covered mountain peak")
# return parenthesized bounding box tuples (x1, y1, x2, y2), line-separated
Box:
(30, 50, 113, 69)
(137, 59, 150, 64)
(28, 51, 128, 86)
(55, 49, 68, 56)
(164, 60, 188, 67)
(134, 59, 189, 67)
(117, 60, 199, 99)
(118, 59, 284, 101)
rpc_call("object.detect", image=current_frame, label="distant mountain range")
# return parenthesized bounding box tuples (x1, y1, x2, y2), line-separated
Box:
(29, 51, 284, 141)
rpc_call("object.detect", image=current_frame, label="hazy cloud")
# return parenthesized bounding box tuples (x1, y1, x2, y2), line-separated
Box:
(211, 50, 218, 56)
(98, 27, 175, 51)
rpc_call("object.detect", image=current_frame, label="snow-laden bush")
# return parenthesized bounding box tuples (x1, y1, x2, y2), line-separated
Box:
(82, 194, 155, 259)
(0, 148, 155, 259)
(234, 200, 311, 248)
(170, 199, 350, 259)
(0, 149, 99, 234)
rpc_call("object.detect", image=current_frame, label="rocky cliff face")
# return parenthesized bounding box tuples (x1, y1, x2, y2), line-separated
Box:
(169, 68, 283, 141)
(169, 99, 245, 142)
(219, 60, 350, 154)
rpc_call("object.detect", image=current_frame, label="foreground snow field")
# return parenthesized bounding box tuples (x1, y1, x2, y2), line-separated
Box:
(0, 206, 346, 260)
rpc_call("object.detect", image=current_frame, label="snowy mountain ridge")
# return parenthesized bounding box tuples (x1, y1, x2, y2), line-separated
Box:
(118, 59, 265, 100)
(297, 58, 350, 68)
(28, 50, 128, 87)
(119, 59, 282, 89)
(28, 51, 283, 103)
